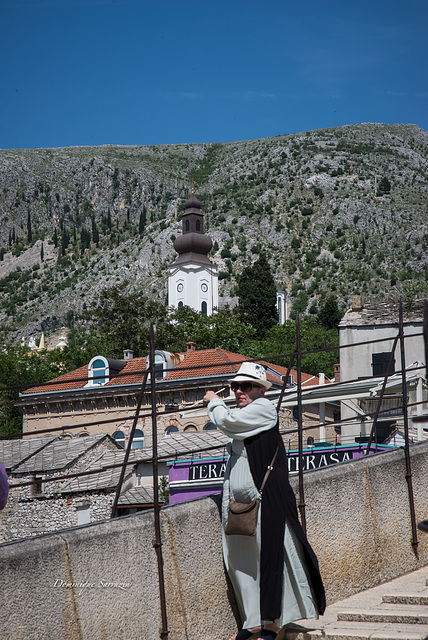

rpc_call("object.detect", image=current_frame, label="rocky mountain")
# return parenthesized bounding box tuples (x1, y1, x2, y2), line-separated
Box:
(0, 122, 427, 344)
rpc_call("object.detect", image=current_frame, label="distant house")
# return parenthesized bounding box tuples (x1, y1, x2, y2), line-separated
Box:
(0, 430, 230, 543)
(16, 345, 335, 449)
(338, 296, 427, 445)
(0, 434, 122, 542)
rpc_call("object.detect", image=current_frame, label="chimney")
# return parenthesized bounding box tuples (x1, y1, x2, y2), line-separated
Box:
(352, 295, 363, 312)
(334, 363, 340, 382)
(186, 341, 196, 352)
(123, 349, 134, 360)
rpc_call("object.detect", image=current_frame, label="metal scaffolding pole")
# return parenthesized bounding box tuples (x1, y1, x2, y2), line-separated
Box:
(296, 314, 306, 535)
(399, 302, 418, 555)
(149, 324, 169, 639)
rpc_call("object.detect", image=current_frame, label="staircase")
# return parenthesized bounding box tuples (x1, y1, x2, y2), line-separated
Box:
(283, 566, 428, 640)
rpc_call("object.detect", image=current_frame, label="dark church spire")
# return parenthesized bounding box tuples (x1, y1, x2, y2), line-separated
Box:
(172, 194, 213, 266)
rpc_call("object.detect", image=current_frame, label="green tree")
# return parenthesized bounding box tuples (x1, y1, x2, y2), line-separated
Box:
(0, 347, 63, 437)
(91, 216, 99, 246)
(139, 206, 147, 235)
(316, 295, 343, 330)
(27, 211, 32, 243)
(167, 306, 256, 352)
(237, 252, 278, 338)
(61, 229, 70, 254)
(240, 319, 339, 379)
(81, 282, 169, 357)
(377, 176, 391, 196)
(159, 475, 169, 504)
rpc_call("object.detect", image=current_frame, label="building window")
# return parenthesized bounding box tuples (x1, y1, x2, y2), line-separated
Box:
(154, 353, 165, 379)
(88, 357, 109, 386)
(33, 477, 43, 495)
(131, 429, 144, 449)
(372, 352, 395, 376)
(185, 220, 190, 232)
(203, 422, 217, 431)
(113, 431, 126, 448)
(178, 301, 183, 308)
(76, 506, 91, 525)
(201, 301, 207, 315)
(165, 426, 179, 435)
(184, 424, 197, 432)
(196, 220, 201, 231)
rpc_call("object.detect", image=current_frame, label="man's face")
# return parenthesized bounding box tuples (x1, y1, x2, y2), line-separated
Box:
(232, 381, 265, 408)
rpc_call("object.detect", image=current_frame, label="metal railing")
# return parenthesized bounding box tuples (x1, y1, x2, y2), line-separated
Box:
(1, 300, 427, 639)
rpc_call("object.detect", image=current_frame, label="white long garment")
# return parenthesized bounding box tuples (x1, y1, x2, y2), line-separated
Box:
(208, 397, 318, 628)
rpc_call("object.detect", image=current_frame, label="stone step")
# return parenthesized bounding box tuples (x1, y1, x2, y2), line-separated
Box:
(282, 568, 428, 640)
(283, 620, 428, 640)
(383, 593, 428, 606)
(337, 606, 428, 625)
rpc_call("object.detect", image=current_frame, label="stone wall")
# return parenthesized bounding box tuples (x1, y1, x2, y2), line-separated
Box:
(0, 436, 119, 543)
(0, 441, 427, 640)
(0, 492, 113, 543)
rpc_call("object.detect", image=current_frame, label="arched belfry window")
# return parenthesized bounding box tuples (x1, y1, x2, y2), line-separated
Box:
(201, 301, 207, 315)
(196, 220, 201, 231)
(185, 220, 190, 232)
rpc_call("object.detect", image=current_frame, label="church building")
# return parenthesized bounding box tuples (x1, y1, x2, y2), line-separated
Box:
(168, 193, 218, 315)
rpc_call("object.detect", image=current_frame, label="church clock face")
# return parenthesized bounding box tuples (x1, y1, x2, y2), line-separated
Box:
(177, 283, 184, 293)
(201, 283, 208, 292)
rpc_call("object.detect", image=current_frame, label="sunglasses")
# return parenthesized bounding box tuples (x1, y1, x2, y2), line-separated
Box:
(231, 381, 257, 393)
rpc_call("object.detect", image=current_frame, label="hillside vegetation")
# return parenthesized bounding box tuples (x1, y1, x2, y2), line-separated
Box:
(0, 123, 427, 343)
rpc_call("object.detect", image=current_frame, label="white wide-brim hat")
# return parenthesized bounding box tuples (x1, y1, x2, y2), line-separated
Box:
(233, 362, 272, 389)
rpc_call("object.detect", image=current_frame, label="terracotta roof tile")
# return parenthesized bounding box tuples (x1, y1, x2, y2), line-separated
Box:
(21, 349, 327, 396)
(164, 348, 243, 380)
(22, 365, 89, 395)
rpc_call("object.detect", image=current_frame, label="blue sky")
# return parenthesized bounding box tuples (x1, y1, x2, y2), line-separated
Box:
(1, 0, 427, 149)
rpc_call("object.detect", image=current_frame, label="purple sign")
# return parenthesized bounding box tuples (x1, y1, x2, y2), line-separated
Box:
(167, 444, 395, 505)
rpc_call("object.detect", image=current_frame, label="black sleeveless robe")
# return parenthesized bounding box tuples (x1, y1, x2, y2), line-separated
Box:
(244, 421, 326, 622)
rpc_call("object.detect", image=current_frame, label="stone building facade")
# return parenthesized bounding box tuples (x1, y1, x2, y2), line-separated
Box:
(17, 346, 335, 449)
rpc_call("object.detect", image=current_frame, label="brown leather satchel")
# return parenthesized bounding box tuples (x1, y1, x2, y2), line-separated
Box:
(224, 447, 279, 536)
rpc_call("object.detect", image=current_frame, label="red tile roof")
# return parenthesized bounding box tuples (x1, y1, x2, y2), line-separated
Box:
(23, 364, 89, 394)
(22, 348, 328, 395)
(164, 348, 243, 380)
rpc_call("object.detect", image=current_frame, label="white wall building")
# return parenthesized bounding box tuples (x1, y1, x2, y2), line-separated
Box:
(276, 283, 288, 325)
(168, 194, 218, 315)
(339, 296, 427, 445)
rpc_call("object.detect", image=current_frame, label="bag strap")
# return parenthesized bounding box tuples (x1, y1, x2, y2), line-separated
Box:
(259, 445, 279, 495)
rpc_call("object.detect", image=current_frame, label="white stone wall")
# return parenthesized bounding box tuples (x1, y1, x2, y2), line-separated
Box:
(0, 492, 114, 543)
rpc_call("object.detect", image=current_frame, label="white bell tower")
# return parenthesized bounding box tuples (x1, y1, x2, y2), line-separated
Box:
(168, 194, 218, 315)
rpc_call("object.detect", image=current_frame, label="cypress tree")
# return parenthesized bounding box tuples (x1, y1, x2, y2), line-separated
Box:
(40, 242, 44, 262)
(91, 216, 99, 246)
(316, 294, 343, 330)
(237, 252, 278, 337)
(27, 211, 32, 243)
(139, 206, 146, 235)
